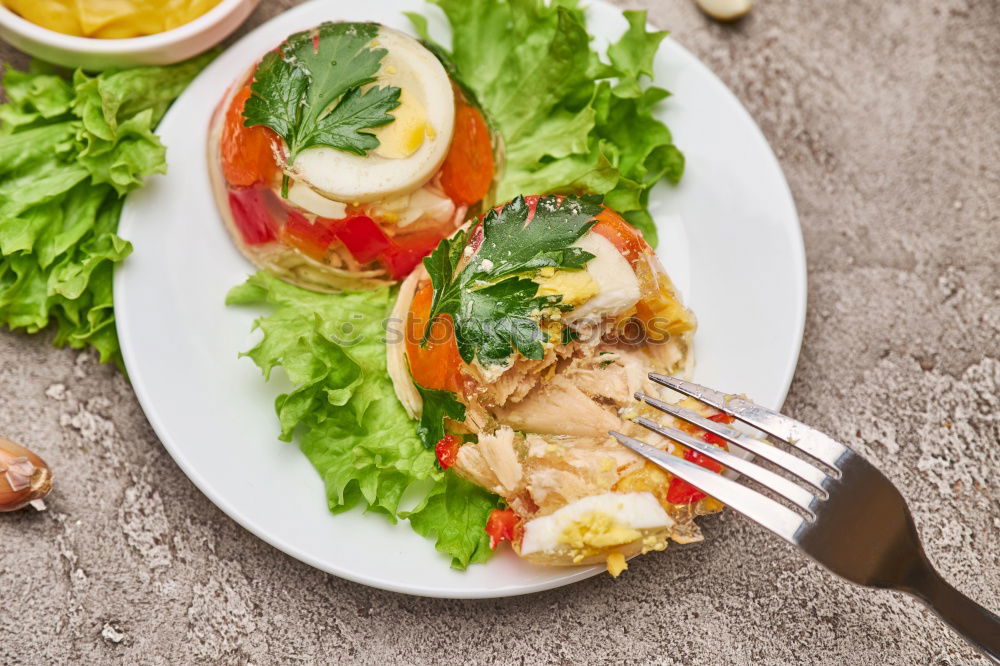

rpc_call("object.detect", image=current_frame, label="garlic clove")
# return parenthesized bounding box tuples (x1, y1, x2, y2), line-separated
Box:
(695, 0, 752, 22)
(0, 437, 52, 512)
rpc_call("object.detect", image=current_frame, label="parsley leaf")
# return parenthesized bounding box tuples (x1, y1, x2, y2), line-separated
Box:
(243, 22, 401, 185)
(416, 384, 467, 449)
(422, 194, 602, 367)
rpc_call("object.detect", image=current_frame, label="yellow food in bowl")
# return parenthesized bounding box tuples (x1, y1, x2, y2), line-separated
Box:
(2, 0, 222, 38)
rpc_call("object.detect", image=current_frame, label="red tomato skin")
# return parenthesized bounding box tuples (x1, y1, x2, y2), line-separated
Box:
(378, 231, 445, 280)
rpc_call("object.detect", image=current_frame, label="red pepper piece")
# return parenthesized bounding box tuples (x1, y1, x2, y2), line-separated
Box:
(684, 448, 723, 474)
(334, 216, 391, 264)
(485, 509, 521, 550)
(666, 472, 707, 505)
(703, 412, 735, 446)
(466, 222, 484, 255)
(667, 413, 735, 505)
(282, 210, 337, 261)
(227, 188, 276, 245)
(435, 435, 461, 470)
(666, 447, 723, 505)
(378, 230, 445, 280)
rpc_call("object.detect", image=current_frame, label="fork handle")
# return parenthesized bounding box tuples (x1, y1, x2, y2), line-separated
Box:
(905, 559, 1000, 663)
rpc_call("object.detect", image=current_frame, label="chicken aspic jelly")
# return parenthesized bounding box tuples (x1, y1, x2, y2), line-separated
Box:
(209, 22, 497, 292)
(387, 195, 719, 575)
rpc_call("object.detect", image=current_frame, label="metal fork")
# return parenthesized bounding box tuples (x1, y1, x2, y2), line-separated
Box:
(610, 374, 1000, 662)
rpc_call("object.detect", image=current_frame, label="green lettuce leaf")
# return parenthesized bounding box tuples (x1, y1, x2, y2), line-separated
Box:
(0, 53, 212, 366)
(404, 472, 498, 568)
(227, 272, 499, 568)
(413, 2, 683, 246)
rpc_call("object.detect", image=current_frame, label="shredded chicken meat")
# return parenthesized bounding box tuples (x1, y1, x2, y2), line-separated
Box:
(451, 333, 705, 536)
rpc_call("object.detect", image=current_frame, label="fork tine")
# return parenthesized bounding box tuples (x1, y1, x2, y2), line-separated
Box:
(636, 393, 830, 491)
(648, 374, 850, 471)
(610, 431, 806, 543)
(634, 416, 818, 515)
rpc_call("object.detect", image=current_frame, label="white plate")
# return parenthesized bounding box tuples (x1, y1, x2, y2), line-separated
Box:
(115, 0, 806, 598)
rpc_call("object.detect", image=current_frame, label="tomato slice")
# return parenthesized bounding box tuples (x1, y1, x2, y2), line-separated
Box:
(281, 211, 337, 261)
(221, 84, 278, 188)
(440, 102, 494, 206)
(485, 509, 522, 550)
(334, 216, 391, 264)
(405, 283, 464, 393)
(666, 451, 719, 505)
(227, 188, 276, 245)
(435, 435, 461, 470)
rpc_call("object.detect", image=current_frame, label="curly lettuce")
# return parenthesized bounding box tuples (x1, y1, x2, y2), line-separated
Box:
(409, 1, 683, 245)
(0, 55, 211, 366)
(227, 272, 499, 568)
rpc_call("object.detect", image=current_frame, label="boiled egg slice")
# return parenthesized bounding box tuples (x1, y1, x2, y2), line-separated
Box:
(286, 180, 348, 219)
(284, 25, 455, 204)
(534, 231, 641, 324)
(519, 492, 674, 557)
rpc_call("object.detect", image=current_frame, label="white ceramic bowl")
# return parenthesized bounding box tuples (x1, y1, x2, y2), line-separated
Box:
(0, 0, 261, 70)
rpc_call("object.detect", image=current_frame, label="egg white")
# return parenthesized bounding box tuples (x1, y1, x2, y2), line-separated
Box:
(564, 231, 641, 323)
(519, 492, 673, 556)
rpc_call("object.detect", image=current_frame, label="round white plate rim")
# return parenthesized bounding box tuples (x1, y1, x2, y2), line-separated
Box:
(115, 0, 806, 599)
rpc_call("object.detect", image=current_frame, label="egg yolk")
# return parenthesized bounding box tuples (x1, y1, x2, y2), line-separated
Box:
(374, 87, 428, 159)
(558, 511, 642, 552)
(534, 269, 600, 307)
(606, 552, 628, 578)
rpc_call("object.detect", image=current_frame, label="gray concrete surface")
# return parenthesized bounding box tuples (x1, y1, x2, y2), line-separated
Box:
(1, 1, 998, 664)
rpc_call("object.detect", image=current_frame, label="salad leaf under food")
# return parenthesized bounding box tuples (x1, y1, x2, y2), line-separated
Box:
(0, 56, 212, 367)
(409, 2, 682, 246)
(422, 194, 601, 366)
(227, 272, 499, 568)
